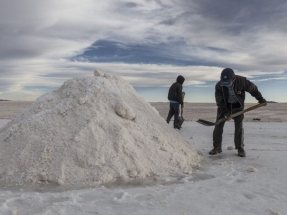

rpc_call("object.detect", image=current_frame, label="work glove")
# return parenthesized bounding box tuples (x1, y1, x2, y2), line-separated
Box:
(258, 97, 267, 105)
(224, 112, 232, 121)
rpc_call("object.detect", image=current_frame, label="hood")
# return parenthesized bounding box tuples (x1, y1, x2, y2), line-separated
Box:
(176, 75, 185, 85)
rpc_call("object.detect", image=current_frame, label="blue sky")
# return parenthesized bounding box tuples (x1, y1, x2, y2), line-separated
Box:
(0, 0, 287, 102)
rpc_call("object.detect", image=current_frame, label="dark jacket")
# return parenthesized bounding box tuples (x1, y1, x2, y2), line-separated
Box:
(215, 75, 263, 115)
(168, 75, 185, 105)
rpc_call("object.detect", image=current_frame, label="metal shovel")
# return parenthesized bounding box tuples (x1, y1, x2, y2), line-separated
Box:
(197, 102, 267, 126)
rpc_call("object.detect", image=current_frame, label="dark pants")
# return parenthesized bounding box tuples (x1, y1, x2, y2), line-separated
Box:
(166, 103, 180, 127)
(213, 104, 244, 149)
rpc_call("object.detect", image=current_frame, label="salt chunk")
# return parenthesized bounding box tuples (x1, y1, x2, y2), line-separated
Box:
(159, 146, 167, 151)
(79, 97, 87, 105)
(115, 101, 136, 120)
(184, 169, 192, 175)
(94, 69, 102, 76)
(104, 73, 111, 78)
(247, 166, 258, 173)
(128, 170, 138, 178)
(59, 107, 66, 115)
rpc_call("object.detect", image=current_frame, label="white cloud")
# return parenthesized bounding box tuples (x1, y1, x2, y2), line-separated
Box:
(255, 77, 287, 82)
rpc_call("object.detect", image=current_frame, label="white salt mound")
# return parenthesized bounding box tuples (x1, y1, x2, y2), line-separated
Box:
(0, 73, 200, 185)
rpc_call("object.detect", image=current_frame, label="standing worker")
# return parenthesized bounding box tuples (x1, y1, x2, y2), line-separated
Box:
(166, 75, 185, 129)
(209, 68, 266, 157)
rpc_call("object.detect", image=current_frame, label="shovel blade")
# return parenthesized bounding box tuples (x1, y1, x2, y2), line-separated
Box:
(196, 119, 216, 126)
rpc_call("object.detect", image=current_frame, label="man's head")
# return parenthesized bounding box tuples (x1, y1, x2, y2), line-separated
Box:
(176, 75, 185, 85)
(220, 68, 235, 86)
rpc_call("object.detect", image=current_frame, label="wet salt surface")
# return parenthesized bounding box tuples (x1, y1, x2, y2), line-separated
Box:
(0, 172, 215, 193)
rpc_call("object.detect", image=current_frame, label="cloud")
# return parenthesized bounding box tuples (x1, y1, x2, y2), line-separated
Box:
(255, 77, 287, 82)
(0, 0, 287, 101)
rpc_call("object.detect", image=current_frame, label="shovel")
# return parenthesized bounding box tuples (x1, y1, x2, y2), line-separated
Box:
(175, 92, 185, 129)
(197, 102, 267, 126)
(175, 106, 185, 129)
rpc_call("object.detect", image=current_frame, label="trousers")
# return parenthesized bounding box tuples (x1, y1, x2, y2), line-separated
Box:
(166, 103, 180, 126)
(213, 104, 244, 149)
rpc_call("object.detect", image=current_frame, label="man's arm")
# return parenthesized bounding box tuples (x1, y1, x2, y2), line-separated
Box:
(244, 78, 266, 104)
(177, 85, 183, 105)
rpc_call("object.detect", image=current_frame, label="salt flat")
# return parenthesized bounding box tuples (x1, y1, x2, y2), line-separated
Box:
(0, 101, 286, 215)
(0, 121, 287, 214)
(0, 101, 33, 119)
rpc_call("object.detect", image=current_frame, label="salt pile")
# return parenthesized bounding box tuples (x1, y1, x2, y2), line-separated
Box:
(0, 71, 200, 186)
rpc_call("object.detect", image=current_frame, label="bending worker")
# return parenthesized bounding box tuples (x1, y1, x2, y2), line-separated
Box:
(209, 68, 266, 157)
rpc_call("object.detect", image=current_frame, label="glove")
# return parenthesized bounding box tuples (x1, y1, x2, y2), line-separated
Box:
(258, 97, 267, 104)
(224, 112, 232, 121)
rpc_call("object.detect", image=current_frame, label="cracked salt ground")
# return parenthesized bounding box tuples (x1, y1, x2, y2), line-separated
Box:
(1, 119, 287, 214)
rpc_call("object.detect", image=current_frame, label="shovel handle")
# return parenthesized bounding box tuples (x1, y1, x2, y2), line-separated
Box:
(216, 102, 267, 125)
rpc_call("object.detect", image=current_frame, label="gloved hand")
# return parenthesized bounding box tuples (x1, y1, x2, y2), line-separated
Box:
(224, 113, 232, 121)
(258, 97, 267, 105)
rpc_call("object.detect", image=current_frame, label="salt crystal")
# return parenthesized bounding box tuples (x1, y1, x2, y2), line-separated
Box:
(247, 166, 258, 173)
(94, 69, 102, 76)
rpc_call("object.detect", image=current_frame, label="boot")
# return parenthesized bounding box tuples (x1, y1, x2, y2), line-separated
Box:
(238, 148, 246, 157)
(209, 147, 222, 155)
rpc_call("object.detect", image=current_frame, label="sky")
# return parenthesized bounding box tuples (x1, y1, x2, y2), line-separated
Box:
(0, 0, 287, 103)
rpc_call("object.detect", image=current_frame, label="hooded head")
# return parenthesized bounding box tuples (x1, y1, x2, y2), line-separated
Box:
(176, 75, 185, 85)
(220, 68, 235, 86)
